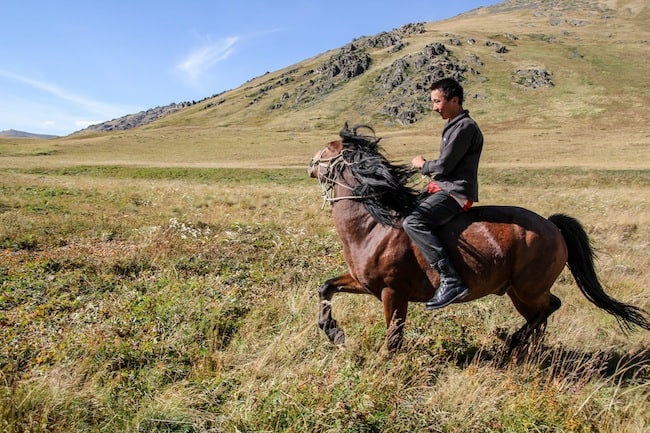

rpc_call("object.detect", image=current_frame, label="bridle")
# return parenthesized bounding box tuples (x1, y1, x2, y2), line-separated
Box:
(310, 147, 376, 207)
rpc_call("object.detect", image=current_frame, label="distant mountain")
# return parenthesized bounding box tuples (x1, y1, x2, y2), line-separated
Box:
(0, 129, 58, 139)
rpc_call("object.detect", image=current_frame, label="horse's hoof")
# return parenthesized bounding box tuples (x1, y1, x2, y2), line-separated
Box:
(494, 327, 510, 342)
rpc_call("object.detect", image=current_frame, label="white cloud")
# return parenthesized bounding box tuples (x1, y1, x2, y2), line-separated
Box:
(176, 36, 239, 86)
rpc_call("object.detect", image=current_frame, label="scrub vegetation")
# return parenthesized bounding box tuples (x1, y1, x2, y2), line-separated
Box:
(1, 165, 648, 432)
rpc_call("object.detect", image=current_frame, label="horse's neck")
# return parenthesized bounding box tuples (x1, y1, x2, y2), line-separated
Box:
(331, 182, 381, 239)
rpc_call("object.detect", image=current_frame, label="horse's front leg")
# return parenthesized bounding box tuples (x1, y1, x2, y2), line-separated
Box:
(318, 273, 366, 346)
(381, 288, 409, 354)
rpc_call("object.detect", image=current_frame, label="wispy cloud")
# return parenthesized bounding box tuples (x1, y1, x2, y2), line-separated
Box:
(176, 36, 239, 86)
(0, 70, 138, 134)
(0, 70, 130, 117)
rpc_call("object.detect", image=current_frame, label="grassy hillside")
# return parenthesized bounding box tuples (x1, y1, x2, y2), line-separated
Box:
(1, 0, 648, 170)
(1, 1, 649, 432)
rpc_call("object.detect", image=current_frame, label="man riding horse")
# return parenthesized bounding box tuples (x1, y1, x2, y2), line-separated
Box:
(309, 82, 649, 354)
(403, 77, 484, 310)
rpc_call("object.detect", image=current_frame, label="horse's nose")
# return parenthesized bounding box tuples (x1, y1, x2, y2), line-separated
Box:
(307, 160, 316, 177)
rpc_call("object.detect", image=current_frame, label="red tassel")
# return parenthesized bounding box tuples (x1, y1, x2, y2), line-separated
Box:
(427, 182, 442, 194)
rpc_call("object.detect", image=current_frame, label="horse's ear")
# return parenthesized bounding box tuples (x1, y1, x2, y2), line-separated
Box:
(340, 122, 375, 139)
(340, 122, 350, 138)
(351, 124, 375, 137)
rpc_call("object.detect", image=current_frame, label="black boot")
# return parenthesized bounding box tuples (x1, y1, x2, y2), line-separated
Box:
(426, 257, 470, 310)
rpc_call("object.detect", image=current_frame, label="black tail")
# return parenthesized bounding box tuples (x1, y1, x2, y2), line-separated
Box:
(549, 214, 650, 332)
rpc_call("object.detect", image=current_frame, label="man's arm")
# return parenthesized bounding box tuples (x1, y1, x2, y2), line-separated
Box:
(421, 122, 477, 176)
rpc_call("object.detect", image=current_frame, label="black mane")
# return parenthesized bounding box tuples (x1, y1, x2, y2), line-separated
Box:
(339, 124, 420, 227)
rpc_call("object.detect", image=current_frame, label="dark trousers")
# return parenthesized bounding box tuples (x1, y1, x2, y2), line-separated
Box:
(402, 191, 462, 265)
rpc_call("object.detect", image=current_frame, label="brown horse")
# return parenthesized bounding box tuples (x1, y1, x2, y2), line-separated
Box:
(308, 124, 650, 354)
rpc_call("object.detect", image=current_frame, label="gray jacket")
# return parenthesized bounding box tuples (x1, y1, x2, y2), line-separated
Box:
(421, 110, 483, 202)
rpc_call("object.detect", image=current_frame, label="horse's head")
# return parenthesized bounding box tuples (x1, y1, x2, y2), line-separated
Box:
(308, 123, 420, 226)
(308, 123, 378, 180)
(307, 139, 344, 181)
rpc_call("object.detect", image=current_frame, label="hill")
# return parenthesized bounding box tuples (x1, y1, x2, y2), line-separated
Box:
(16, 0, 637, 171)
(80, 101, 198, 133)
(81, 0, 649, 133)
(0, 129, 58, 140)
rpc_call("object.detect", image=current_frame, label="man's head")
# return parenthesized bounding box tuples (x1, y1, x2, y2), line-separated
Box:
(430, 78, 464, 120)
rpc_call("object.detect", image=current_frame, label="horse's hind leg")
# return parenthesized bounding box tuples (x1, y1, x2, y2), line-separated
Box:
(506, 290, 561, 353)
(318, 273, 366, 346)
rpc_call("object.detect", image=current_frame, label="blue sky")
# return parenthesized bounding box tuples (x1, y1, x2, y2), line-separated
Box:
(1, 1, 499, 136)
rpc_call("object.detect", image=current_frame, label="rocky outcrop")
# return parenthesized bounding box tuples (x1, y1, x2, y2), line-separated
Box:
(268, 23, 425, 111)
(374, 42, 475, 125)
(288, 44, 372, 108)
(512, 67, 554, 88)
(83, 102, 196, 133)
(267, 33, 481, 125)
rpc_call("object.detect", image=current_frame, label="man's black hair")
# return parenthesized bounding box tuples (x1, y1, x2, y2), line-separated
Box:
(430, 78, 464, 106)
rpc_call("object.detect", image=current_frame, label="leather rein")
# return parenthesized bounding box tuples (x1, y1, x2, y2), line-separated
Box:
(311, 149, 377, 208)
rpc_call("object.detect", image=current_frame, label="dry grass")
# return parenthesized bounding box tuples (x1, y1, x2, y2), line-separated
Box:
(0, 163, 648, 432)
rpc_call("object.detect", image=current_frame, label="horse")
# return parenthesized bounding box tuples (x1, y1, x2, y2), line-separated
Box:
(308, 124, 650, 354)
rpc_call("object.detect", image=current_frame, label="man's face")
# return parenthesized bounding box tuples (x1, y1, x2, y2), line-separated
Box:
(430, 89, 458, 120)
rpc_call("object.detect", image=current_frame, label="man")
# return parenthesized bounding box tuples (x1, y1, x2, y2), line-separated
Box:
(403, 77, 483, 310)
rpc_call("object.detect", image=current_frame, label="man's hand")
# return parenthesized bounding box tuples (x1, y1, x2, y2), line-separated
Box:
(411, 155, 426, 169)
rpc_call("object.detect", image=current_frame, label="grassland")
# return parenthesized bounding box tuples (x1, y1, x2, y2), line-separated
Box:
(1, 160, 648, 432)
